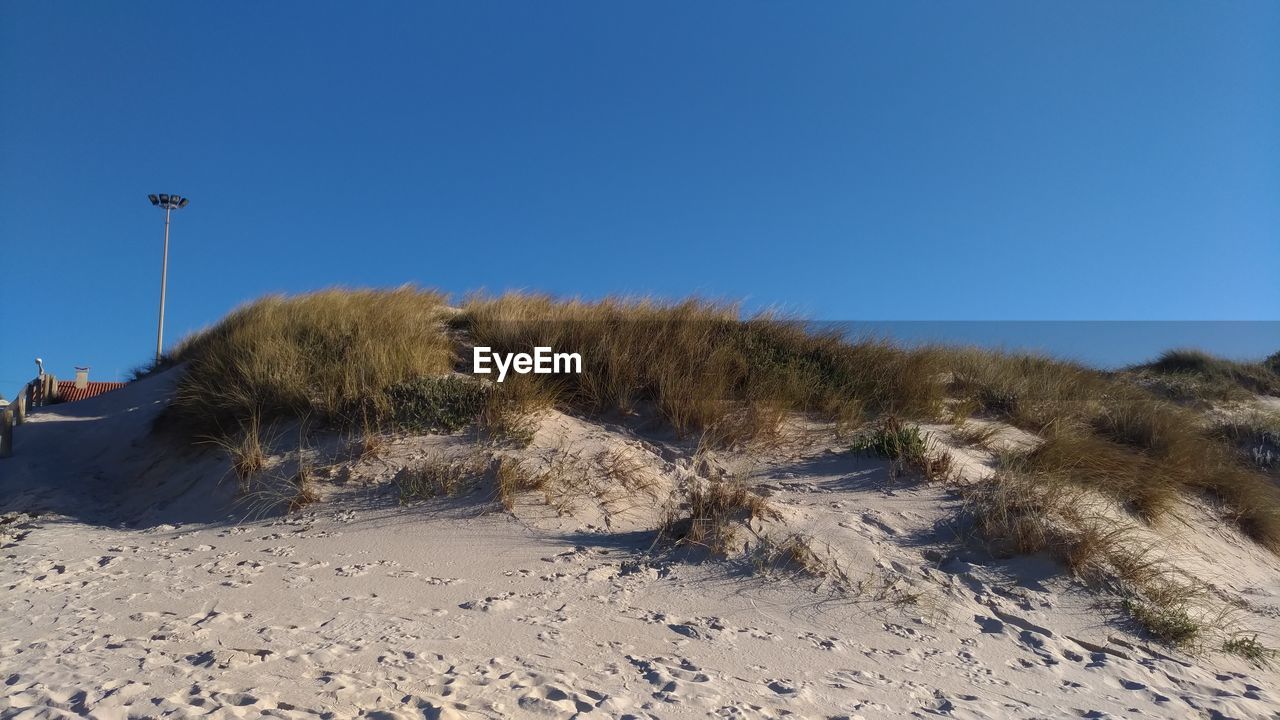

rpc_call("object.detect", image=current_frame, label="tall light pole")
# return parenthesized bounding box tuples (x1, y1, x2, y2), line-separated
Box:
(148, 193, 189, 364)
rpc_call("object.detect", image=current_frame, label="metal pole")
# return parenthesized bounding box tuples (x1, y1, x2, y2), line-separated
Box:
(156, 206, 171, 363)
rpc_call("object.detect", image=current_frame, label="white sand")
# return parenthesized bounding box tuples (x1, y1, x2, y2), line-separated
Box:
(2, 370, 1279, 719)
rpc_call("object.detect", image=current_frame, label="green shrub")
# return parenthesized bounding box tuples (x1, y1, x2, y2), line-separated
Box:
(1223, 634, 1277, 665)
(386, 376, 490, 433)
(1122, 596, 1201, 648)
(851, 417, 952, 480)
(1266, 351, 1280, 376)
(852, 417, 928, 461)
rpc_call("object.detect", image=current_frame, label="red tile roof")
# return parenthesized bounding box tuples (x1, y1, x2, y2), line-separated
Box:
(56, 380, 128, 403)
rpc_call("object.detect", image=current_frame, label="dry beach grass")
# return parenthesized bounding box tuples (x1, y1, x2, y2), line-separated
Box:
(159, 288, 1280, 556)
(167, 287, 455, 433)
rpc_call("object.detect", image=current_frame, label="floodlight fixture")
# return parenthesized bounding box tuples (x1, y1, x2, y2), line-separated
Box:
(150, 193, 187, 210)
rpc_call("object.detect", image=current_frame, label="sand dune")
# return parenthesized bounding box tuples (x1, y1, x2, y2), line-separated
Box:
(2, 369, 1278, 719)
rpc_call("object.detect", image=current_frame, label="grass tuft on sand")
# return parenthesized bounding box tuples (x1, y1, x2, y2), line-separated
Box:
(852, 417, 953, 481)
(168, 287, 455, 433)
(660, 478, 778, 556)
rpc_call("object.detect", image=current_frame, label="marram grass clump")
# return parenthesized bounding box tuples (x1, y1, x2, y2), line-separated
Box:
(453, 293, 944, 442)
(852, 417, 952, 481)
(1124, 348, 1280, 404)
(169, 287, 454, 432)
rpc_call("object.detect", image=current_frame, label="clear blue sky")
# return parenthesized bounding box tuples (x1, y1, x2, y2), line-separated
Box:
(2, 2, 1277, 389)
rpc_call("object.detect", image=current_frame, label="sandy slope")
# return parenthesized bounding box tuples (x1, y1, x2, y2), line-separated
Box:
(2, 371, 1279, 719)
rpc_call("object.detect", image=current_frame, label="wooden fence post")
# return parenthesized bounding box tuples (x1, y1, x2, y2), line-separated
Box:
(1, 407, 13, 458)
(35, 374, 58, 406)
(14, 385, 27, 424)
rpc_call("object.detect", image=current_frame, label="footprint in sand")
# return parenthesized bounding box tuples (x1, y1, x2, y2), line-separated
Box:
(626, 654, 712, 694)
(541, 546, 591, 564)
(800, 631, 844, 651)
(335, 560, 397, 577)
(459, 593, 518, 612)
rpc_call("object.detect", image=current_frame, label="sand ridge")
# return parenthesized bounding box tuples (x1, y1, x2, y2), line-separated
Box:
(2, 370, 1278, 718)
